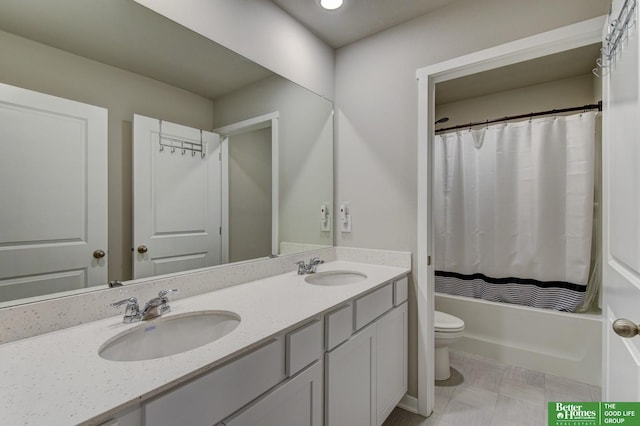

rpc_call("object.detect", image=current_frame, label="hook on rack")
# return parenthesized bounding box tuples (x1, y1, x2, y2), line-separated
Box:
(594, 0, 637, 78)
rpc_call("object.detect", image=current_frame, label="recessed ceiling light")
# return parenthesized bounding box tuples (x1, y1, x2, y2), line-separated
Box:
(320, 0, 343, 10)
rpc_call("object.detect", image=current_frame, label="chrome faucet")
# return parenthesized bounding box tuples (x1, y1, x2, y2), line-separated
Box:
(111, 289, 178, 323)
(295, 257, 324, 275)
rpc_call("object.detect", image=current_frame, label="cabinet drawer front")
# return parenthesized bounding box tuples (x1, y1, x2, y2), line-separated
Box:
(354, 283, 393, 330)
(144, 337, 286, 426)
(394, 276, 408, 305)
(286, 319, 323, 376)
(325, 304, 353, 351)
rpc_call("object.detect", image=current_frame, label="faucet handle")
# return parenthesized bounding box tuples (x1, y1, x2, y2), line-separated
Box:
(308, 257, 324, 273)
(155, 289, 177, 316)
(295, 260, 307, 275)
(158, 288, 178, 298)
(111, 297, 138, 308)
(111, 297, 140, 323)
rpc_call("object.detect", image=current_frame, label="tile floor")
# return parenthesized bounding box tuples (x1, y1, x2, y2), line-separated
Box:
(382, 351, 601, 426)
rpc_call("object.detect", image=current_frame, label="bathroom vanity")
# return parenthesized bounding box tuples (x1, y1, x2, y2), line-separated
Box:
(0, 257, 409, 426)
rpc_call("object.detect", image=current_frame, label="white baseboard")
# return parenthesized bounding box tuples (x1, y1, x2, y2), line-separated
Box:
(396, 394, 418, 414)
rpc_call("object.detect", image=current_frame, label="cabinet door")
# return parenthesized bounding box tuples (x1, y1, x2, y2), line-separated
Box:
(376, 302, 408, 425)
(325, 323, 376, 426)
(224, 361, 323, 426)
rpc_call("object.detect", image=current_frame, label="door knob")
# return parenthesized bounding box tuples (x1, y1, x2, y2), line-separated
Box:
(137, 245, 148, 254)
(93, 249, 106, 259)
(613, 318, 640, 338)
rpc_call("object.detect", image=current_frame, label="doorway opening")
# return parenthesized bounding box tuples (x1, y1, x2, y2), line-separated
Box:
(215, 112, 279, 263)
(416, 16, 605, 416)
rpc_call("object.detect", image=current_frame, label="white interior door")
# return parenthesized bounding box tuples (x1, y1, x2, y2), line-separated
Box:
(0, 83, 108, 302)
(602, 0, 640, 401)
(133, 114, 221, 279)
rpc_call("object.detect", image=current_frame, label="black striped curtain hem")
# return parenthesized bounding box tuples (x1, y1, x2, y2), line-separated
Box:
(435, 270, 586, 312)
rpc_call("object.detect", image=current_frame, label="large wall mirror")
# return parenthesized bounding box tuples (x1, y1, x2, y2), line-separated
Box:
(0, 0, 333, 307)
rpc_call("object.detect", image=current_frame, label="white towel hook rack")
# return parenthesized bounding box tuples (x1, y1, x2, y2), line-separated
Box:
(157, 120, 207, 159)
(594, 0, 637, 77)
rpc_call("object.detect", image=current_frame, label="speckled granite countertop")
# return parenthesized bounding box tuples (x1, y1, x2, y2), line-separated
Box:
(0, 260, 409, 425)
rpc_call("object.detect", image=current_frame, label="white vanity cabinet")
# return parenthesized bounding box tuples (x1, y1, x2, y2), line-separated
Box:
(325, 277, 409, 426)
(100, 275, 409, 426)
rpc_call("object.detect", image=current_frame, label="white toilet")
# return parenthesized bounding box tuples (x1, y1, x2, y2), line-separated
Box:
(434, 310, 465, 381)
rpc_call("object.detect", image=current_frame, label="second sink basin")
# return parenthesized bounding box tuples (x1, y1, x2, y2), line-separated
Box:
(305, 270, 367, 286)
(99, 310, 240, 362)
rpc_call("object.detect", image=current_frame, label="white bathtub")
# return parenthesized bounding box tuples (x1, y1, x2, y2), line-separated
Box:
(435, 293, 602, 386)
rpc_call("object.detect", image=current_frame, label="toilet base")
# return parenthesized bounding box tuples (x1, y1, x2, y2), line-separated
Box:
(434, 346, 452, 381)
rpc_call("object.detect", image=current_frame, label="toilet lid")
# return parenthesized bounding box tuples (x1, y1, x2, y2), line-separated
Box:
(434, 311, 464, 332)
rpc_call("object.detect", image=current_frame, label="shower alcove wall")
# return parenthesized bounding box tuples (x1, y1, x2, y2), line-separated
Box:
(416, 17, 606, 416)
(433, 46, 602, 384)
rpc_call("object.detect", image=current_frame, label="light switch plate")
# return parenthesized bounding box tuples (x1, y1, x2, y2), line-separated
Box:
(341, 214, 351, 233)
(321, 215, 331, 232)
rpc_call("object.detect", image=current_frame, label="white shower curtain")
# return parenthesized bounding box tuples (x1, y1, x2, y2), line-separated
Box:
(433, 112, 597, 311)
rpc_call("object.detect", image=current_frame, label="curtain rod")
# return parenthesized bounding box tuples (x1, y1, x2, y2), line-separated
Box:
(435, 101, 602, 133)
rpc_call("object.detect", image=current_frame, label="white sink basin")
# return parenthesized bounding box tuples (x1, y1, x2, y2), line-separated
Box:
(304, 270, 367, 286)
(99, 311, 240, 362)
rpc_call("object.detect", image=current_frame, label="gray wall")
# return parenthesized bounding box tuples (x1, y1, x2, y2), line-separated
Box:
(0, 30, 214, 282)
(436, 73, 598, 128)
(212, 75, 334, 250)
(334, 0, 608, 397)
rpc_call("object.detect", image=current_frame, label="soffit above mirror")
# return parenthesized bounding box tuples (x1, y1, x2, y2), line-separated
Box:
(0, 0, 272, 100)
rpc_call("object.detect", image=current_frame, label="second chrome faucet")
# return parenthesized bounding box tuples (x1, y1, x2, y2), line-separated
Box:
(295, 257, 324, 275)
(111, 289, 179, 323)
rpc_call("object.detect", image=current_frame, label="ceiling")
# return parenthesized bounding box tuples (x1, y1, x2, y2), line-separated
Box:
(270, 0, 601, 105)
(270, 0, 459, 48)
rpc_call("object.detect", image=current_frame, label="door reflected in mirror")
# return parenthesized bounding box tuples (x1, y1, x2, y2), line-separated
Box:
(0, 0, 333, 306)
